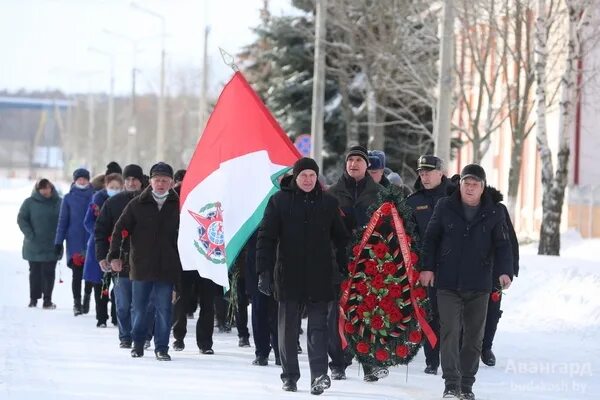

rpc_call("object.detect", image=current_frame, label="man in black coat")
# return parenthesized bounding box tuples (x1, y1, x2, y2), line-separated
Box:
(405, 155, 452, 375)
(109, 162, 182, 361)
(256, 157, 348, 395)
(327, 145, 385, 382)
(95, 164, 150, 349)
(420, 164, 513, 400)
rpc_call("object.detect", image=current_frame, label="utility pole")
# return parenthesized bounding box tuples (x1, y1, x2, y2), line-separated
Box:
(310, 0, 327, 171)
(87, 93, 95, 171)
(434, 0, 454, 168)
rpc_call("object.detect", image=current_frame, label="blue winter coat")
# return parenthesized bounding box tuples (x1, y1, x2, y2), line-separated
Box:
(54, 184, 94, 262)
(83, 189, 109, 283)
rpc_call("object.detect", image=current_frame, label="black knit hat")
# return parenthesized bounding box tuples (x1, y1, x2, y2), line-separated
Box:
(72, 168, 90, 182)
(150, 162, 174, 179)
(346, 145, 369, 165)
(105, 161, 122, 176)
(460, 164, 486, 183)
(292, 157, 319, 179)
(174, 169, 186, 183)
(122, 164, 144, 182)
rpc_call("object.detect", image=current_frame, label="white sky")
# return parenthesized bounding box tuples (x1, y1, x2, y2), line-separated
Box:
(0, 0, 299, 96)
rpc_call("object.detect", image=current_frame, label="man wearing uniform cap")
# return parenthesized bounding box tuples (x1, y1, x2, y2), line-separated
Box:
(109, 162, 182, 361)
(405, 155, 452, 375)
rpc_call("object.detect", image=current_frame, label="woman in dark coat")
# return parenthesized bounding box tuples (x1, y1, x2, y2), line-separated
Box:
(17, 179, 62, 309)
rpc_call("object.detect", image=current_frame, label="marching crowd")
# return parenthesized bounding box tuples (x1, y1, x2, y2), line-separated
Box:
(17, 147, 517, 399)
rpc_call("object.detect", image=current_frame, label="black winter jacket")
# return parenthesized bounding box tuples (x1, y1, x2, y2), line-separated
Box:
(405, 176, 454, 242)
(328, 172, 382, 231)
(422, 186, 514, 292)
(108, 187, 182, 285)
(256, 177, 349, 302)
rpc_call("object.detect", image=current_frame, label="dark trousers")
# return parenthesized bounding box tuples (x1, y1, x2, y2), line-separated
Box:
(251, 291, 279, 359)
(172, 271, 201, 340)
(235, 277, 249, 339)
(93, 283, 110, 323)
(482, 292, 502, 350)
(214, 284, 228, 327)
(28, 261, 57, 302)
(423, 286, 440, 368)
(437, 289, 489, 390)
(279, 300, 328, 383)
(327, 285, 346, 371)
(71, 267, 92, 305)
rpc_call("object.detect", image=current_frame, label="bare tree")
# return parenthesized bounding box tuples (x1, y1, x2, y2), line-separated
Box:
(536, 0, 596, 255)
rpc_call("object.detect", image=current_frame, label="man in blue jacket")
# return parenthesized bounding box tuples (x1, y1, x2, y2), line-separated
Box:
(420, 164, 513, 400)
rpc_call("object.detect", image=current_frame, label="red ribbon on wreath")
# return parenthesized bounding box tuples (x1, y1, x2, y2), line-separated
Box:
(338, 202, 437, 349)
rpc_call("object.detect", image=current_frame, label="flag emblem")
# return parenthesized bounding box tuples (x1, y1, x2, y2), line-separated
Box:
(188, 202, 226, 265)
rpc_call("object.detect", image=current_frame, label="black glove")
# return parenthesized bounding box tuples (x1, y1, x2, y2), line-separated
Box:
(257, 271, 272, 296)
(55, 244, 64, 258)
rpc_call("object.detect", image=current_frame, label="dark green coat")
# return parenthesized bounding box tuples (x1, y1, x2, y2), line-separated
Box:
(17, 188, 62, 262)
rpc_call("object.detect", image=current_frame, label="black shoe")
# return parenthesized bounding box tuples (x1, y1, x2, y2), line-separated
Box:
(144, 340, 151, 350)
(443, 384, 461, 398)
(173, 340, 185, 351)
(217, 324, 231, 333)
(28, 299, 37, 308)
(252, 356, 268, 366)
(96, 321, 107, 328)
(186, 312, 194, 319)
(311, 375, 331, 395)
(238, 337, 250, 347)
(275, 356, 281, 366)
(73, 303, 82, 316)
(331, 368, 346, 380)
(424, 364, 438, 375)
(481, 348, 496, 366)
(82, 294, 91, 314)
(131, 347, 144, 358)
(297, 343, 303, 354)
(155, 351, 171, 361)
(282, 380, 297, 392)
(200, 348, 214, 355)
(119, 341, 132, 349)
(461, 387, 475, 400)
(42, 301, 56, 310)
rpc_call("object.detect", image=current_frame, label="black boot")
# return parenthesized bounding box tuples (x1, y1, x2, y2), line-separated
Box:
(28, 299, 37, 308)
(310, 375, 331, 395)
(282, 379, 297, 392)
(481, 348, 496, 366)
(73, 302, 82, 316)
(82, 293, 91, 314)
(155, 350, 171, 361)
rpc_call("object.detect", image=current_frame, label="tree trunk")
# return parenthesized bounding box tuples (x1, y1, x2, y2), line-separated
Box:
(367, 83, 384, 150)
(507, 136, 524, 221)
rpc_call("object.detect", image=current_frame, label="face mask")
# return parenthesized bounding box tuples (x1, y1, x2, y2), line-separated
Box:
(152, 190, 169, 199)
(74, 183, 88, 189)
(107, 188, 122, 197)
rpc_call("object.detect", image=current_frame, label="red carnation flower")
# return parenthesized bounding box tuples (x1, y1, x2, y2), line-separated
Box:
(491, 291, 501, 302)
(72, 253, 85, 267)
(388, 308, 403, 323)
(101, 289, 109, 297)
(357, 304, 369, 318)
(352, 245, 361, 256)
(371, 315, 385, 330)
(383, 262, 397, 276)
(388, 284, 402, 299)
(364, 294, 377, 310)
(375, 348, 390, 361)
(409, 330, 422, 344)
(413, 287, 427, 300)
(379, 296, 396, 313)
(121, 229, 129, 239)
(347, 262, 357, 274)
(395, 344, 409, 358)
(344, 322, 355, 334)
(373, 243, 389, 259)
(355, 281, 368, 296)
(364, 260, 378, 276)
(356, 342, 370, 354)
(371, 274, 386, 290)
(380, 203, 393, 215)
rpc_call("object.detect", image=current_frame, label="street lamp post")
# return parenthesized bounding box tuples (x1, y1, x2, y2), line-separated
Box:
(88, 47, 115, 167)
(131, 2, 167, 163)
